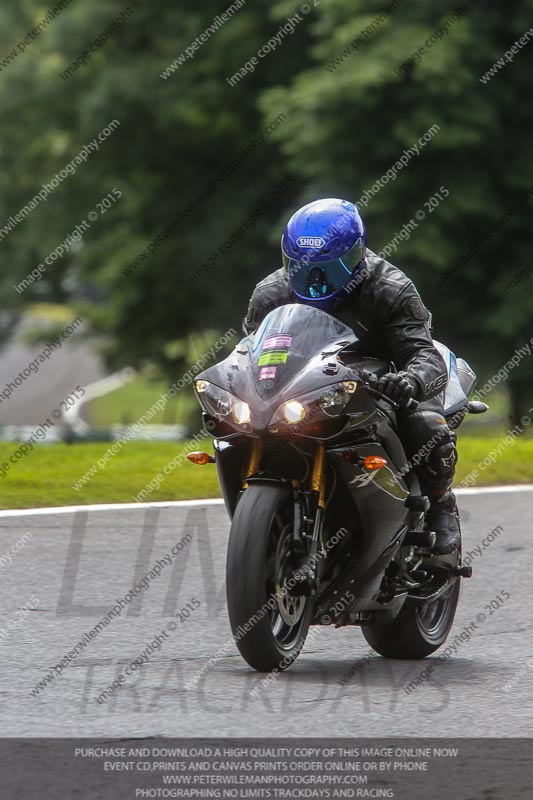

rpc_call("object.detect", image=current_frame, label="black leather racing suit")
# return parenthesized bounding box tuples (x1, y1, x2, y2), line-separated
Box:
(242, 250, 458, 499)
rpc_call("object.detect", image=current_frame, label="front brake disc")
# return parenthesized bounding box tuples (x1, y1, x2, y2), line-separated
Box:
(274, 527, 306, 626)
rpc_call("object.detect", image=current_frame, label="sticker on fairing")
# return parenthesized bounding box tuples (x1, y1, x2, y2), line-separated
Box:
(263, 334, 293, 350)
(258, 350, 289, 366)
(259, 366, 278, 381)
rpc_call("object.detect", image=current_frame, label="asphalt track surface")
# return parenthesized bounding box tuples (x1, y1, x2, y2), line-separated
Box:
(0, 335, 103, 426)
(0, 487, 531, 737)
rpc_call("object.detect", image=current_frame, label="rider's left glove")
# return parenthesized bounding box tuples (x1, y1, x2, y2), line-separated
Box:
(375, 372, 418, 406)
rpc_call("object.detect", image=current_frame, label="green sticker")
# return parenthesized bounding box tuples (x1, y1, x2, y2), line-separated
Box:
(258, 350, 288, 366)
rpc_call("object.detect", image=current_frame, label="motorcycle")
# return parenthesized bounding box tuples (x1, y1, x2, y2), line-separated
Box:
(188, 303, 488, 672)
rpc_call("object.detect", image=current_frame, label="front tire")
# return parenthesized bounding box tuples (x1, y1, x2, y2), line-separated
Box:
(361, 579, 460, 659)
(226, 483, 313, 672)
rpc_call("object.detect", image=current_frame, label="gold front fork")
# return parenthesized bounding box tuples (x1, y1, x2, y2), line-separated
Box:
(242, 440, 325, 502)
(243, 439, 262, 489)
(310, 442, 327, 509)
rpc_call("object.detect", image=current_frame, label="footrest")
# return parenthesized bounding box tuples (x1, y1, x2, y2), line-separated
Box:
(455, 564, 473, 578)
(403, 530, 436, 549)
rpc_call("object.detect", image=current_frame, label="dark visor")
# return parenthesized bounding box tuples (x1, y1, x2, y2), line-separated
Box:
(283, 240, 364, 299)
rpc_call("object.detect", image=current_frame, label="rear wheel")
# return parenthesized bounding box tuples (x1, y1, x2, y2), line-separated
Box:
(226, 483, 313, 672)
(361, 578, 460, 659)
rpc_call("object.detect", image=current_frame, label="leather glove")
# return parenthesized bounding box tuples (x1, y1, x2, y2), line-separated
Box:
(376, 372, 418, 406)
(360, 369, 419, 407)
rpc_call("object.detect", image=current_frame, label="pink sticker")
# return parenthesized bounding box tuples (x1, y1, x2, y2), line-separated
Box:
(259, 366, 278, 381)
(263, 334, 293, 350)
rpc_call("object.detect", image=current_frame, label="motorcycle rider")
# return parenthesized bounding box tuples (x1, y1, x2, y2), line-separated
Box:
(242, 198, 460, 554)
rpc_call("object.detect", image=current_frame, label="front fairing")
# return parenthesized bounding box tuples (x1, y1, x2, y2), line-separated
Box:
(196, 304, 362, 432)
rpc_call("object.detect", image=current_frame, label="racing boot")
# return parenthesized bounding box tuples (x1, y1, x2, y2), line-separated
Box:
(425, 491, 461, 555)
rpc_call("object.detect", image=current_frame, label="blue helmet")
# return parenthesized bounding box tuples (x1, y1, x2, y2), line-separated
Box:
(282, 198, 366, 311)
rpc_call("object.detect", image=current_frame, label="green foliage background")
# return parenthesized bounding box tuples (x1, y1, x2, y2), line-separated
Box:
(0, 0, 531, 421)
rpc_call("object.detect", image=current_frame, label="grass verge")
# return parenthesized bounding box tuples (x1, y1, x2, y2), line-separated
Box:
(0, 433, 532, 510)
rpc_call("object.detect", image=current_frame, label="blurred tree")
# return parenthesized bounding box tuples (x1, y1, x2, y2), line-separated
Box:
(0, 0, 531, 424)
(262, 0, 533, 426)
(0, 0, 304, 372)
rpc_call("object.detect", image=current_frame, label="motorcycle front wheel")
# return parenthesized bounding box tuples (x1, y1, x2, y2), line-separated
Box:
(226, 482, 313, 672)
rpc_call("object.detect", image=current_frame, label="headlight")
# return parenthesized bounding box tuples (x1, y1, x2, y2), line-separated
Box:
(232, 400, 251, 425)
(282, 401, 306, 424)
(319, 381, 357, 417)
(270, 381, 356, 430)
(195, 380, 251, 427)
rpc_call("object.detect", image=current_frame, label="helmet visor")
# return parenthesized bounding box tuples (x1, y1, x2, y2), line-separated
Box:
(283, 239, 364, 301)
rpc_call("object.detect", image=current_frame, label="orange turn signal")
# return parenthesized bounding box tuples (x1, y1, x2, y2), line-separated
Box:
(363, 455, 387, 471)
(187, 451, 213, 466)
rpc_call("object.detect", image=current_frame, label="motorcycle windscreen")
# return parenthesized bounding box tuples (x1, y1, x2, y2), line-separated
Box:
(243, 304, 356, 399)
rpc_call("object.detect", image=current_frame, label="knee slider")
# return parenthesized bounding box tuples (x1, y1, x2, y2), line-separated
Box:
(429, 437, 457, 478)
(407, 412, 456, 478)
(403, 410, 450, 460)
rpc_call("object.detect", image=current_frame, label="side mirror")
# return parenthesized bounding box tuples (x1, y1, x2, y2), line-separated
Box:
(466, 401, 489, 415)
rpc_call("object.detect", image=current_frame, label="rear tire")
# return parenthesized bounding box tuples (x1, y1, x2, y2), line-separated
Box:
(361, 579, 460, 659)
(226, 483, 313, 672)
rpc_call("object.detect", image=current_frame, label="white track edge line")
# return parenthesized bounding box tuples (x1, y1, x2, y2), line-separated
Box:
(0, 485, 531, 517)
